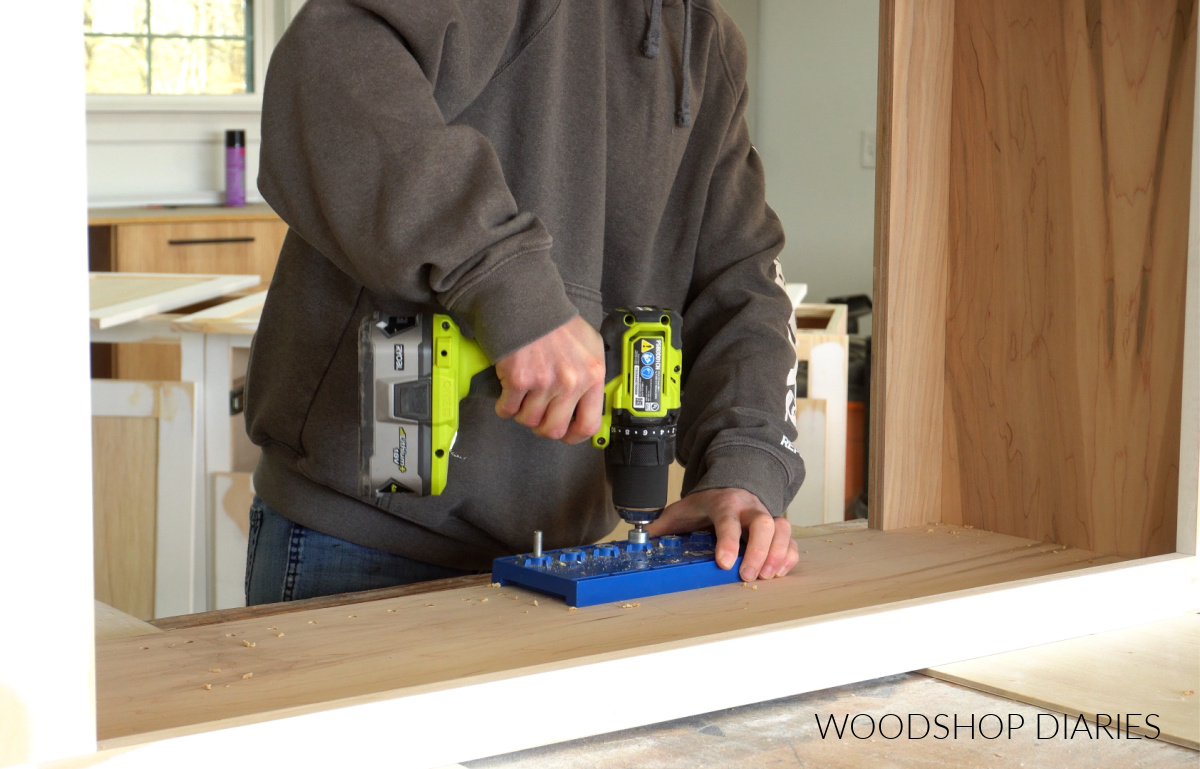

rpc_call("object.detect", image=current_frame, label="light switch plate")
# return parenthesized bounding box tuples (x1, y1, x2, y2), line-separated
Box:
(861, 130, 877, 169)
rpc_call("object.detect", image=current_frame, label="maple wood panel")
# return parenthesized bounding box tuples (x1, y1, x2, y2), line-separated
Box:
(96, 525, 1122, 743)
(870, 0, 956, 531)
(944, 0, 1196, 557)
(873, 0, 1196, 558)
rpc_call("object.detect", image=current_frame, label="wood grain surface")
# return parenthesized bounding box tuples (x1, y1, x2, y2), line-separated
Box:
(871, 0, 956, 532)
(90, 274, 211, 311)
(96, 525, 1123, 743)
(944, 0, 1197, 556)
(92, 416, 158, 620)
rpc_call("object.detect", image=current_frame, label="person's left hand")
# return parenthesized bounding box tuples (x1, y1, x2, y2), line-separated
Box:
(643, 488, 799, 581)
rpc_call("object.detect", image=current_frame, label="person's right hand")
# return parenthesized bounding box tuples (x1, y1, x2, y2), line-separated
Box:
(494, 315, 606, 444)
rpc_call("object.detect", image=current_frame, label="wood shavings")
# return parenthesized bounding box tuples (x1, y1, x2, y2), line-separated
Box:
(167, 643, 176, 647)
(242, 672, 253, 680)
(620, 602, 642, 609)
(224, 685, 230, 689)
(308, 620, 317, 624)
(347, 614, 357, 619)
(267, 626, 277, 631)
(568, 606, 577, 612)
(926, 529, 935, 533)
(523, 610, 529, 614)
(208, 668, 221, 673)
(202, 684, 212, 690)
(1184, 690, 1195, 696)
(275, 633, 284, 638)
(480, 597, 489, 603)
(532, 600, 539, 607)
(241, 640, 256, 648)
(424, 604, 434, 608)
(225, 633, 236, 637)
(825, 539, 833, 543)
(461, 597, 471, 602)
(387, 609, 397, 613)
(139, 646, 149, 651)
(511, 595, 520, 601)
(489, 582, 502, 588)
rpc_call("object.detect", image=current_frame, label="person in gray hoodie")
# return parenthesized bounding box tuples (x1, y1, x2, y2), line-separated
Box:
(243, 0, 806, 604)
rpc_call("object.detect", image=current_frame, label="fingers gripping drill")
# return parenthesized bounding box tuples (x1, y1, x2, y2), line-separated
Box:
(360, 308, 683, 544)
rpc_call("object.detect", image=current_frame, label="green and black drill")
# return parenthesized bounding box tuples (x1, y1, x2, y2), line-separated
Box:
(360, 307, 683, 541)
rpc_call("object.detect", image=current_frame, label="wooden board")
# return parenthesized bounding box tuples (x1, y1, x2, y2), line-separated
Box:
(474, 672, 1200, 768)
(95, 601, 165, 642)
(924, 612, 1200, 748)
(171, 291, 265, 336)
(1181, 21, 1200, 557)
(92, 381, 200, 619)
(89, 273, 260, 330)
(870, 0, 955, 532)
(943, 0, 1197, 557)
(92, 417, 158, 621)
(88, 203, 282, 227)
(95, 524, 1128, 743)
(794, 304, 850, 524)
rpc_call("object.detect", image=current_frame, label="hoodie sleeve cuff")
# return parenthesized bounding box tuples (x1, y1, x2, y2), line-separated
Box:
(689, 444, 796, 518)
(444, 247, 580, 362)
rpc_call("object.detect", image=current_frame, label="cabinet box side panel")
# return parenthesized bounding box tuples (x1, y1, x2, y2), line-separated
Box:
(945, 0, 1197, 557)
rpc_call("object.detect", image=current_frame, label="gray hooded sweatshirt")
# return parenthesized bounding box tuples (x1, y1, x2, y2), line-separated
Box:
(248, 0, 805, 571)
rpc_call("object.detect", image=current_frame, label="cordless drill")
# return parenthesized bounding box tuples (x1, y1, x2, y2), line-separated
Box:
(360, 307, 683, 542)
(591, 307, 683, 543)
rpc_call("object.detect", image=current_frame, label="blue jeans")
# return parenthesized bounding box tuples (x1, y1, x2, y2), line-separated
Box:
(244, 496, 472, 605)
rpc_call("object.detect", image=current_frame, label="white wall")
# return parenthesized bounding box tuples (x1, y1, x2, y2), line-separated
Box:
(755, 0, 879, 305)
(87, 109, 264, 207)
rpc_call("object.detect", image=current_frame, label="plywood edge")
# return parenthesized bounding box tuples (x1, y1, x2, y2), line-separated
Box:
(170, 291, 267, 335)
(1179, 32, 1200, 557)
(90, 274, 260, 330)
(96, 553, 1197, 757)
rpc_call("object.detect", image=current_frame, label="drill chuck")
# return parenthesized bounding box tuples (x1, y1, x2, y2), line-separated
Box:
(606, 420, 677, 525)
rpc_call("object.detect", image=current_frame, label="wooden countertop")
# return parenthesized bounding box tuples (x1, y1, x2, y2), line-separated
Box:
(88, 203, 281, 226)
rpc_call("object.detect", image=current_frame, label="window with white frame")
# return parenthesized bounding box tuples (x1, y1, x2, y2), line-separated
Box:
(84, 0, 254, 95)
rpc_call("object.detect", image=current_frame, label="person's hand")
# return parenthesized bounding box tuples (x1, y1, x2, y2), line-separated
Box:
(645, 488, 799, 581)
(494, 315, 606, 444)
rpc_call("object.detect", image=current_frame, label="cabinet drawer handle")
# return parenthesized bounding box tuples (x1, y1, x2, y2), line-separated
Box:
(167, 237, 256, 246)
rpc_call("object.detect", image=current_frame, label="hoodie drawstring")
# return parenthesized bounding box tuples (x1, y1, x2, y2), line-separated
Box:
(642, 0, 693, 127)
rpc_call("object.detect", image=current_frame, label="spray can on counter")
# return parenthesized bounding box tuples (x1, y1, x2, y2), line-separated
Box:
(225, 129, 246, 207)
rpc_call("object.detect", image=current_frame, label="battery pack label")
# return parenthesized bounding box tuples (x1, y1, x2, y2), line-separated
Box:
(631, 337, 662, 412)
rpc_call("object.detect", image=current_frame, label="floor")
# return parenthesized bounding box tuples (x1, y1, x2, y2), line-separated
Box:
(465, 673, 1198, 769)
